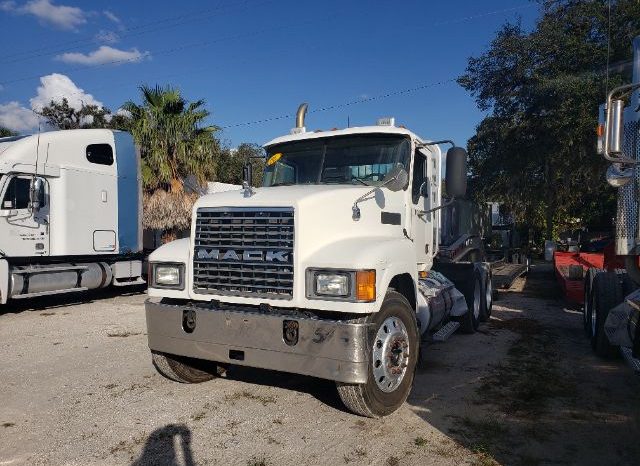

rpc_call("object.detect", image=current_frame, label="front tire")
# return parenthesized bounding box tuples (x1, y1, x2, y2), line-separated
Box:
(152, 351, 218, 383)
(336, 291, 418, 418)
(480, 272, 492, 322)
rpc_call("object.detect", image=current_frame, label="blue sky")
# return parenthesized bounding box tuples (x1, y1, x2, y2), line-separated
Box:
(0, 0, 539, 148)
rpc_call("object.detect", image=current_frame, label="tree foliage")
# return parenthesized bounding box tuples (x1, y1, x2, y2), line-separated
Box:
(0, 126, 17, 137)
(37, 98, 131, 131)
(122, 85, 220, 193)
(459, 0, 640, 239)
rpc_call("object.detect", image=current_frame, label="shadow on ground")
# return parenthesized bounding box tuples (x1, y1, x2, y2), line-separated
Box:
(405, 263, 640, 465)
(1, 284, 146, 315)
(131, 424, 195, 466)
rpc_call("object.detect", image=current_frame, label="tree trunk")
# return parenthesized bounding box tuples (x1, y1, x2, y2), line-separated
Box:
(544, 157, 554, 240)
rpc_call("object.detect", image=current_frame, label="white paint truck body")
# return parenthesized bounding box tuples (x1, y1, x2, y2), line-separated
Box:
(146, 117, 492, 417)
(0, 129, 144, 303)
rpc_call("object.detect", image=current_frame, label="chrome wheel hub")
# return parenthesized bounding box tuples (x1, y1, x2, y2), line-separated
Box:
(372, 317, 410, 393)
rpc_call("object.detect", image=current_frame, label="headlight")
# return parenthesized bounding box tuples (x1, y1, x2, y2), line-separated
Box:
(306, 269, 376, 302)
(151, 263, 184, 290)
(315, 273, 350, 296)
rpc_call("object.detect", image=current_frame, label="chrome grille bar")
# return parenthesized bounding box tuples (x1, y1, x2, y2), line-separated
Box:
(193, 207, 294, 299)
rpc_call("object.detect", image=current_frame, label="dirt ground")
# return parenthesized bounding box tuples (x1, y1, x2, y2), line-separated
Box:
(1, 263, 639, 466)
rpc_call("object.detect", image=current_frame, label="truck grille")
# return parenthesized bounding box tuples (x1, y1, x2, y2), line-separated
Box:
(193, 207, 294, 299)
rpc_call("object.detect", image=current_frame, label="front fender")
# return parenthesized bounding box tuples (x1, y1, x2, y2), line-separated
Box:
(302, 236, 417, 313)
(148, 238, 191, 299)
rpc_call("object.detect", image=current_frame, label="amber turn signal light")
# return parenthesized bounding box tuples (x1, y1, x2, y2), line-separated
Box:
(356, 270, 376, 301)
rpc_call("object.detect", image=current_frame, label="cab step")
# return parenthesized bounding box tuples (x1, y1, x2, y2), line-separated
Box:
(620, 346, 640, 373)
(432, 321, 460, 342)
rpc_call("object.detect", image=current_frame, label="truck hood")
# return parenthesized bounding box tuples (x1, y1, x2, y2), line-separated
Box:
(191, 184, 408, 263)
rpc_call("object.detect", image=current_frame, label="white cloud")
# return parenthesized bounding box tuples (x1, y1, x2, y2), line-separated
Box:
(0, 101, 39, 132)
(55, 45, 150, 65)
(2, 0, 87, 31)
(30, 73, 102, 111)
(103, 10, 120, 24)
(115, 108, 131, 117)
(0, 74, 104, 132)
(95, 30, 119, 44)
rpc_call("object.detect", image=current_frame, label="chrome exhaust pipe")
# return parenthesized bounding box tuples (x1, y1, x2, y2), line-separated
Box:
(296, 103, 308, 129)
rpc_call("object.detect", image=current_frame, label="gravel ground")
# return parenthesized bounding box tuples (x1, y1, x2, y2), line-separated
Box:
(1, 264, 639, 466)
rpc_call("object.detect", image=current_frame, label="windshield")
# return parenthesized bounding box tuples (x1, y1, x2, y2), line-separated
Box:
(263, 134, 410, 187)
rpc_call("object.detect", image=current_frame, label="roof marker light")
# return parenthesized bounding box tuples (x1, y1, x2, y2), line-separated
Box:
(377, 117, 395, 126)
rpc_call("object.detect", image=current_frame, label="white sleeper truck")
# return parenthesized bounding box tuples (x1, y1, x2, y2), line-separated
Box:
(0, 129, 144, 303)
(146, 108, 492, 417)
(586, 35, 640, 369)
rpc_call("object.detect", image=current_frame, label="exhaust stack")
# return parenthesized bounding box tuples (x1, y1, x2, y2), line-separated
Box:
(291, 103, 308, 134)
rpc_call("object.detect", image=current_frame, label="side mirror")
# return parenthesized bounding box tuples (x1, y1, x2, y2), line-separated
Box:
(30, 177, 45, 212)
(445, 147, 468, 198)
(607, 99, 625, 155)
(384, 163, 409, 192)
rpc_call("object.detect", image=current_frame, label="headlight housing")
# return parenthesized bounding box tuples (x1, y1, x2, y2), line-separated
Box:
(150, 263, 185, 290)
(306, 268, 376, 302)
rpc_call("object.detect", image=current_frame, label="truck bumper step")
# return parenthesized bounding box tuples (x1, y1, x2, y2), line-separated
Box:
(432, 321, 460, 342)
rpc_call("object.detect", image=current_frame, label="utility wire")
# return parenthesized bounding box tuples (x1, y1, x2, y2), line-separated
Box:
(0, 0, 269, 63)
(1, 3, 534, 85)
(219, 78, 458, 129)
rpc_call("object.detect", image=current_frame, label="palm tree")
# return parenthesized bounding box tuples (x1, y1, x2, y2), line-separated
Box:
(123, 85, 220, 240)
(123, 85, 219, 193)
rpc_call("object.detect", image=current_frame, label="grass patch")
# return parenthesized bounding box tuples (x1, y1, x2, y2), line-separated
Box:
(191, 411, 206, 421)
(482, 318, 576, 414)
(386, 456, 400, 466)
(40, 312, 56, 316)
(225, 390, 276, 406)
(414, 436, 429, 447)
(247, 455, 270, 466)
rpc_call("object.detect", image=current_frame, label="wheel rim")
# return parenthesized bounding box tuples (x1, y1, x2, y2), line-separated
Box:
(473, 279, 481, 319)
(372, 316, 410, 393)
(485, 276, 492, 313)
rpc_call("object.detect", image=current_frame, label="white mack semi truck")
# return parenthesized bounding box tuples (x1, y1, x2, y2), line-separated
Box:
(145, 108, 492, 417)
(0, 129, 145, 304)
(585, 35, 640, 369)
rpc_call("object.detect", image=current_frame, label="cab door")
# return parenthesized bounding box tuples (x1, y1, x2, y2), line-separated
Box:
(410, 148, 434, 268)
(0, 175, 50, 257)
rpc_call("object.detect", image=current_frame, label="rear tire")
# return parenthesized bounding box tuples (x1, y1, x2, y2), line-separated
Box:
(457, 271, 482, 334)
(152, 351, 218, 383)
(479, 272, 492, 322)
(336, 291, 418, 418)
(583, 268, 600, 338)
(591, 272, 622, 358)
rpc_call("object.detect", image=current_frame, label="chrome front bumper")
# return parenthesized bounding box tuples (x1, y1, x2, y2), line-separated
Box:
(145, 298, 370, 383)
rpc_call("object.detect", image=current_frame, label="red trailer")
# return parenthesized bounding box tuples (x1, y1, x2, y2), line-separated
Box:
(554, 243, 624, 305)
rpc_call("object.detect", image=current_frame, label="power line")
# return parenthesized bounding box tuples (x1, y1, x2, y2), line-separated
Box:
(0, 0, 269, 64)
(219, 78, 457, 129)
(1, 3, 534, 85)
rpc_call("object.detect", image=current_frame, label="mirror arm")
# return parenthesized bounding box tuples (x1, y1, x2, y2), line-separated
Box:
(352, 174, 399, 221)
(417, 198, 455, 218)
(604, 83, 640, 164)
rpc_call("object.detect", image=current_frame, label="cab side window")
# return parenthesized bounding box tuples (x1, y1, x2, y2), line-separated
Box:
(2, 177, 30, 209)
(86, 144, 114, 165)
(411, 151, 427, 204)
